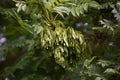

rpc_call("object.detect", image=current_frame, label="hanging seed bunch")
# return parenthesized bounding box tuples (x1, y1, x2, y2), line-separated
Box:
(39, 26, 87, 70)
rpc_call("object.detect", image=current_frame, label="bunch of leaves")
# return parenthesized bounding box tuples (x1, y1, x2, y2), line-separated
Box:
(70, 0, 100, 16)
(0, 0, 120, 80)
(111, 1, 120, 22)
(81, 50, 120, 80)
(0, 0, 89, 79)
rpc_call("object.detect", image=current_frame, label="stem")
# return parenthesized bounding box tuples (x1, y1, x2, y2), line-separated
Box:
(32, 1, 56, 28)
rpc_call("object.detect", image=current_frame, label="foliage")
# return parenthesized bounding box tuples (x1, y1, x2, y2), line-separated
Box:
(0, 0, 120, 80)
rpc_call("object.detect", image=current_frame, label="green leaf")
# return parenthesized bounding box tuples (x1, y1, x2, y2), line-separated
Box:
(89, 1, 100, 8)
(53, 6, 70, 17)
(71, 7, 76, 16)
(104, 68, 119, 74)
